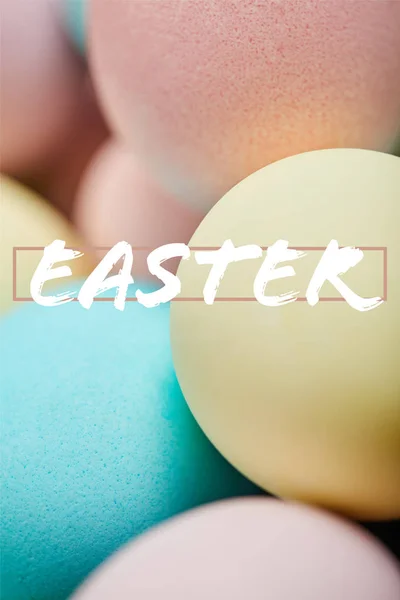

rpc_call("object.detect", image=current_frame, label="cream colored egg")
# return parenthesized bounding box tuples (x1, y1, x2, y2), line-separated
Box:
(0, 176, 94, 314)
(171, 149, 400, 520)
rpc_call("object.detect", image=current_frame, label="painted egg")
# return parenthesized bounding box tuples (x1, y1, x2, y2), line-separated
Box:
(171, 149, 400, 520)
(0, 176, 94, 314)
(73, 499, 400, 600)
(74, 140, 203, 278)
(1, 294, 260, 599)
(90, 0, 400, 211)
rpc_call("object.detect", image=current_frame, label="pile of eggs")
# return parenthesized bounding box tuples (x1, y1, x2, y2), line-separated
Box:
(1, 1, 399, 599)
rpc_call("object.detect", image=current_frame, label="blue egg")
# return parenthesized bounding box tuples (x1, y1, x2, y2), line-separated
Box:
(1, 287, 260, 600)
(64, 0, 86, 53)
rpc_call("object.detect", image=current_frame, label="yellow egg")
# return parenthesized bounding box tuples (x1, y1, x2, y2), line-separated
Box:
(0, 176, 94, 314)
(171, 149, 400, 521)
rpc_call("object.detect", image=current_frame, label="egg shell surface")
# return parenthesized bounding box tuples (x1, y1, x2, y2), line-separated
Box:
(74, 140, 203, 278)
(0, 176, 94, 315)
(90, 0, 400, 210)
(0, 292, 260, 600)
(72, 498, 400, 600)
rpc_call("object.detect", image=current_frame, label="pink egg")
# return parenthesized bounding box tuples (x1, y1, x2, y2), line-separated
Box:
(90, 0, 400, 211)
(0, 0, 84, 175)
(73, 499, 400, 600)
(73, 140, 203, 278)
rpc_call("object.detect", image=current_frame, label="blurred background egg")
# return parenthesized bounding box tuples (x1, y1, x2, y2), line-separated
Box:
(0, 176, 94, 315)
(0, 0, 85, 176)
(0, 295, 261, 600)
(64, 0, 86, 53)
(74, 140, 203, 278)
(90, 0, 400, 211)
(73, 498, 400, 600)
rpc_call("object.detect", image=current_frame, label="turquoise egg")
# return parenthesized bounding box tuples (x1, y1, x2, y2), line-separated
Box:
(1, 287, 260, 599)
(64, 0, 86, 53)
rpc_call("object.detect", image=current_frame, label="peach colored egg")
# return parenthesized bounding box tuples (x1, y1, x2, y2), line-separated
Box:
(90, 0, 400, 211)
(74, 140, 203, 278)
(73, 498, 400, 600)
(0, 0, 84, 175)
